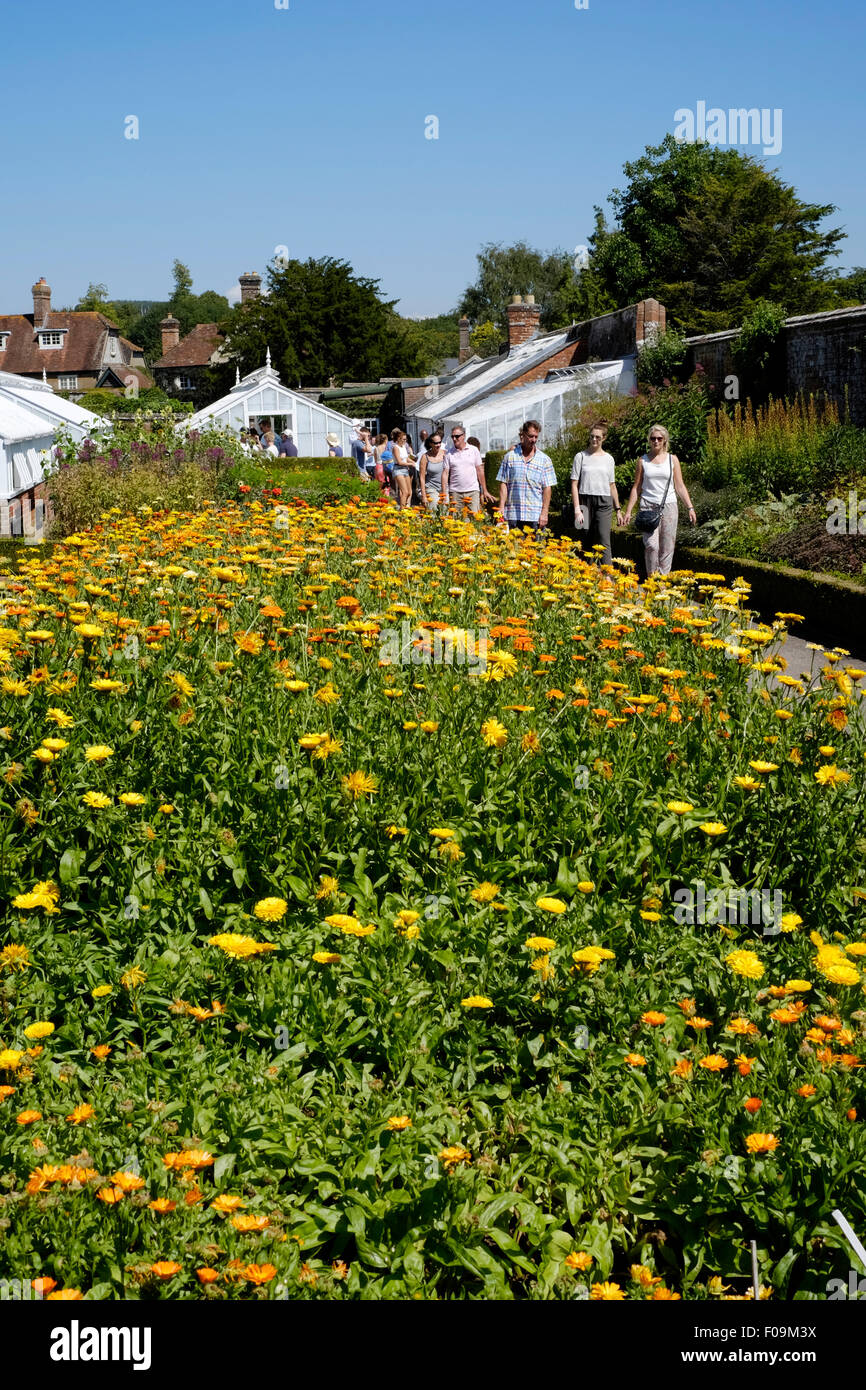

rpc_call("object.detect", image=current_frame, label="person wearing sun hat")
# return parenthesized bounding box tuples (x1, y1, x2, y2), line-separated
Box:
(325, 432, 344, 458)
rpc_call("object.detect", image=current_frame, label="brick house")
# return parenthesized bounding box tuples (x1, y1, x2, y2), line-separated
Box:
(403, 295, 665, 451)
(152, 271, 260, 402)
(0, 279, 151, 399)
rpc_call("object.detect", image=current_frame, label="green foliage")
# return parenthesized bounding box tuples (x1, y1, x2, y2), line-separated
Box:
(397, 314, 460, 372)
(828, 265, 866, 307)
(45, 418, 248, 535)
(212, 256, 435, 394)
(459, 242, 583, 333)
(470, 321, 503, 359)
(635, 329, 689, 388)
(587, 135, 846, 333)
(731, 300, 787, 402)
(697, 396, 864, 496)
(76, 389, 126, 416)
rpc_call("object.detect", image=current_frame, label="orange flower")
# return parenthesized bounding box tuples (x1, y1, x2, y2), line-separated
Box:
(686, 1017, 713, 1031)
(149, 1198, 176, 1213)
(743, 1097, 763, 1114)
(90, 1044, 111, 1059)
(149, 1261, 182, 1280)
(678, 998, 697, 1016)
(797, 1084, 817, 1097)
(847, 1108, 857, 1121)
(16, 1109, 42, 1125)
(698, 1054, 729, 1072)
(210, 1194, 245, 1215)
(735, 1055, 754, 1076)
(745, 1133, 779, 1154)
(196, 1267, 220, 1284)
(331, 1260, 349, 1279)
(624, 1053, 647, 1067)
(299, 1263, 319, 1284)
(670, 1058, 693, 1078)
(32, 1276, 58, 1296)
(244, 1263, 278, 1285)
(641, 1011, 667, 1026)
(565, 1251, 594, 1271)
(96, 1185, 126, 1204)
(66, 1102, 95, 1124)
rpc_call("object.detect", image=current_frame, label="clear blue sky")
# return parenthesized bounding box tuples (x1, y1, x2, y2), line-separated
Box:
(2, 0, 863, 319)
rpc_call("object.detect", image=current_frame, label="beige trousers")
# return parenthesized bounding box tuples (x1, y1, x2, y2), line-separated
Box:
(643, 500, 679, 575)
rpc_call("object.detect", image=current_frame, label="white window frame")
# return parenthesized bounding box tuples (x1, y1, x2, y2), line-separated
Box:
(0, 334, 8, 351)
(38, 331, 64, 348)
(57, 375, 79, 391)
(174, 374, 195, 391)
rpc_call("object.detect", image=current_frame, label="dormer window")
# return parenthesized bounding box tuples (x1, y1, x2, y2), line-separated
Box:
(0, 333, 8, 351)
(39, 330, 64, 348)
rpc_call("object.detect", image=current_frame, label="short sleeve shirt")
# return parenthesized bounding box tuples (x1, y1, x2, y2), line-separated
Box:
(446, 443, 484, 491)
(571, 450, 615, 496)
(496, 446, 557, 523)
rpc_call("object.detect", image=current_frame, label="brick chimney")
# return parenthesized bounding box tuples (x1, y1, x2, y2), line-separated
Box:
(635, 298, 666, 349)
(239, 271, 262, 304)
(32, 278, 51, 327)
(458, 314, 471, 364)
(160, 314, 180, 356)
(506, 293, 541, 349)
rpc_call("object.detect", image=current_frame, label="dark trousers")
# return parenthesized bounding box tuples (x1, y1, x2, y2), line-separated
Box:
(580, 496, 614, 563)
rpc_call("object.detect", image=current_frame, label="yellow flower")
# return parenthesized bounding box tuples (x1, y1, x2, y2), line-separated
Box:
(565, 1251, 593, 1271)
(745, 1133, 779, 1154)
(725, 949, 764, 980)
(536, 896, 567, 914)
(159, 804, 175, 814)
(815, 765, 851, 787)
(576, 880, 594, 894)
(84, 744, 114, 763)
(82, 792, 112, 809)
(461, 995, 493, 1008)
(667, 800, 694, 815)
(733, 775, 761, 790)
(46, 708, 74, 727)
(0, 944, 31, 971)
(121, 966, 147, 990)
(481, 718, 508, 748)
(395, 910, 420, 926)
(0, 1049, 24, 1070)
(748, 760, 778, 773)
(75, 623, 104, 640)
(470, 882, 500, 903)
(119, 792, 146, 807)
(233, 631, 265, 655)
(325, 913, 362, 932)
(386, 825, 408, 838)
(314, 682, 340, 704)
(439, 1145, 471, 1169)
(625, 1053, 647, 1066)
(591, 1281, 626, 1300)
(524, 936, 556, 951)
(419, 720, 439, 733)
(315, 875, 339, 900)
(253, 897, 288, 922)
(312, 951, 341, 964)
(698, 1054, 729, 1072)
(284, 680, 310, 693)
(386, 1115, 412, 1131)
(429, 828, 455, 840)
(23, 1022, 54, 1040)
(92, 985, 113, 999)
(41, 738, 68, 753)
(342, 770, 379, 800)
(699, 822, 727, 836)
(209, 934, 277, 959)
(572, 945, 615, 974)
(298, 733, 329, 751)
(90, 678, 125, 693)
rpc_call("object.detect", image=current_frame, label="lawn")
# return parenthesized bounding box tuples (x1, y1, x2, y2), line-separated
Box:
(0, 497, 864, 1301)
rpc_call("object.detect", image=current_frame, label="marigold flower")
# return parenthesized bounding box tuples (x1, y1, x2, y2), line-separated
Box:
(23, 1021, 54, 1040)
(565, 1251, 593, 1271)
(196, 1267, 220, 1284)
(149, 1198, 176, 1214)
(745, 1133, 779, 1154)
(386, 1115, 412, 1131)
(726, 949, 764, 980)
(591, 1281, 626, 1300)
(641, 1011, 667, 1026)
(16, 1109, 42, 1125)
(625, 1053, 647, 1067)
(312, 951, 341, 964)
(698, 1054, 729, 1072)
(471, 881, 500, 903)
(83, 744, 114, 763)
(699, 821, 727, 836)
(253, 897, 288, 922)
(481, 717, 508, 748)
(667, 800, 693, 815)
(536, 896, 567, 914)
(461, 995, 493, 1009)
(150, 1261, 182, 1280)
(342, 769, 379, 800)
(670, 1058, 693, 1078)
(743, 1097, 763, 1114)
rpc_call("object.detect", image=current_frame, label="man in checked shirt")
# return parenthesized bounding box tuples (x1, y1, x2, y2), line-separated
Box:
(496, 420, 557, 532)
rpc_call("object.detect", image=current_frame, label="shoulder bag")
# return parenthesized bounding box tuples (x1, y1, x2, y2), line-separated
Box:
(634, 454, 673, 535)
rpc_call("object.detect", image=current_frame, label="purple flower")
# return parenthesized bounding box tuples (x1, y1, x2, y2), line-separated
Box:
(207, 447, 224, 462)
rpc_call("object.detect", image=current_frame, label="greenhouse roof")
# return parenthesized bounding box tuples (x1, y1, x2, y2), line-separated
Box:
(406, 328, 576, 421)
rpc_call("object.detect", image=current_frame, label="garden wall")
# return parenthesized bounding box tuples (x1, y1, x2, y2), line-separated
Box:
(686, 305, 866, 425)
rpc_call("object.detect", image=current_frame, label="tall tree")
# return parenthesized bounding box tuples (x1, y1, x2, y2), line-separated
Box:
(459, 242, 584, 333)
(213, 256, 435, 391)
(587, 134, 846, 333)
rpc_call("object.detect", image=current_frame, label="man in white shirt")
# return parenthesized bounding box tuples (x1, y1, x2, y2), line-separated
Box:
(445, 426, 493, 514)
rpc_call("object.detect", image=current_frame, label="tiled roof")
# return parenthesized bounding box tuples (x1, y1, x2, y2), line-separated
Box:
(0, 312, 144, 376)
(155, 323, 224, 369)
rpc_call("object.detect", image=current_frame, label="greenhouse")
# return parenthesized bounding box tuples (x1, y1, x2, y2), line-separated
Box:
(0, 369, 106, 504)
(182, 354, 354, 456)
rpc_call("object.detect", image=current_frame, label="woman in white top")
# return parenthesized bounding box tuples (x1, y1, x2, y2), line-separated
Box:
(570, 424, 622, 564)
(622, 423, 696, 577)
(390, 429, 413, 510)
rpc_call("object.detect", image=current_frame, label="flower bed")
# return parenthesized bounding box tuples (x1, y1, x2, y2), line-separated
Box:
(0, 501, 863, 1300)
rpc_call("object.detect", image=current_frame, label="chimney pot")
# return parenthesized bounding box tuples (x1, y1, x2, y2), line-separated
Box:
(239, 271, 262, 304)
(524, 293, 536, 306)
(510, 294, 523, 305)
(458, 314, 471, 364)
(506, 294, 541, 350)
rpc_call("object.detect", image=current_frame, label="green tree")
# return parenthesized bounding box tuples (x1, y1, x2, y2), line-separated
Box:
(469, 320, 502, 359)
(587, 135, 846, 333)
(829, 266, 866, 307)
(459, 242, 583, 333)
(212, 256, 434, 392)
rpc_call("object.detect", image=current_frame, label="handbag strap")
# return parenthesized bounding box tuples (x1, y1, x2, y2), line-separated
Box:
(657, 453, 673, 509)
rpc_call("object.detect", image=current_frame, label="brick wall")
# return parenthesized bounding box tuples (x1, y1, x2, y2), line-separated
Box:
(686, 305, 866, 424)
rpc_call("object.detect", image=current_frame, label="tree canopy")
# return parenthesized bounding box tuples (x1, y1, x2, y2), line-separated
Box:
(584, 135, 847, 333)
(212, 256, 437, 392)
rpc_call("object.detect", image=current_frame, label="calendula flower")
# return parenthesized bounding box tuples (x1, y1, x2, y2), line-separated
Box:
(471, 881, 500, 903)
(698, 1055, 729, 1072)
(699, 821, 727, 837)
(83, 744, 113, 763)
(667, 800, 694, 815)
(16, 1109, 42, 1125)
(312, 951, 341, 964)
(315, 875, 339, 900)
(429, 827, 455, 840)
(386, 825, 408, 838)
(536, 896, 567, 914)
(439, 1145, 471, 1169)
(726, 949, 764, 980)
(624, 1053, 647, 1067)
(591, 1281, 626, 1300)
(641, 1011, 667, 1026)
(23, 1021, 54, 1040)
(1, 943, 31, 971)
(150, 1261, 182, 1280)
(0, 1050, 24, 1070)
(209, 933, 277, 959)
(671, 1058, 693, 1078)
(815, 764, 851, 787)
(253, 897, 288, 922)
(745, 1133, 779, 1154)
(481, 718, 508, 748)
(122, 966, 147, 990)
(525, 936, 557, 951)
(342, 769, 379, 800)
(565, 1251, 593, 1271)
(748, 760, 778, 774)
(461, 995, 493, 1009)
(82, 791, 112, 809)
(92, 984, 112, 999)
(66, 1103, 95, 1124)
(576, 881, 595, 894)
(386, 1115, 412, 1131)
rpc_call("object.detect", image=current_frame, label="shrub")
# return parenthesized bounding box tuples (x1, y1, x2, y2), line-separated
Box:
(635, 329, 689, 388)
(698, 396, 866, 497)
(731, 300, 787, 402)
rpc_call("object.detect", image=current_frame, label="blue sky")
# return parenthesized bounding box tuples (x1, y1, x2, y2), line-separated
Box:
(2, 0, 863, 319)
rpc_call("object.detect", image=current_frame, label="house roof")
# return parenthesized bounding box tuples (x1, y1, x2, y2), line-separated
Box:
(0, 311, 144, 376)
(97, 364, 152, 391)
(404, 328, 578, 420)
(154, 322, 224, 369)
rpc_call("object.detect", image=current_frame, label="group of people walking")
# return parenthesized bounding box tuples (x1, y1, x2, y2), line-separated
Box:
(348, 419, 695, 577)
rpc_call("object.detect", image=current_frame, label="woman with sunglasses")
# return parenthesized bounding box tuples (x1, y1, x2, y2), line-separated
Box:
(419, 432, 449, 511)
(622, 424, 697, 576)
